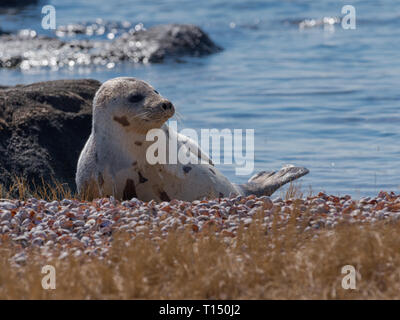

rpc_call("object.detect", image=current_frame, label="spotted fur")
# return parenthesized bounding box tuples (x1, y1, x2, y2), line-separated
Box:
(76, 77, 309, 202)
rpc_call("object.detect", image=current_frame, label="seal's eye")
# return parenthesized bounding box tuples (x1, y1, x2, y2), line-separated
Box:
(128, 94, 144, 103)
(154, 90, 159, 94)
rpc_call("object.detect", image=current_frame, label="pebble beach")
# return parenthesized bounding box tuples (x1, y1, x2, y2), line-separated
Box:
(2, 191, 400, 265)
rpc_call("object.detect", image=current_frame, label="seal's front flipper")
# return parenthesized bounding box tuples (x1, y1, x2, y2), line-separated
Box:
(239, 165, 309, 197)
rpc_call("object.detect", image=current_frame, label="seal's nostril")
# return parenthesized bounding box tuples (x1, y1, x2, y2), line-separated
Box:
(162, 102, 172, 110)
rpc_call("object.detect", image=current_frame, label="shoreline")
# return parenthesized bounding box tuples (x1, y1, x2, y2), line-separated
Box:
(1, 190, 399, 262)
(1, 190, 400, 299)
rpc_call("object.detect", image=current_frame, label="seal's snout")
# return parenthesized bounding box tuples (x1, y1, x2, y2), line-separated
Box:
(158, 100, 175, 117)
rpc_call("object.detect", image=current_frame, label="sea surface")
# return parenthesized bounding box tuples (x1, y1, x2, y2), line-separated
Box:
(1, 0, 399, 197)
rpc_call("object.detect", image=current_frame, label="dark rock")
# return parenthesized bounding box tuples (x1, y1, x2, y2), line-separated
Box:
(0, 79, 101, 191)
(0, 29, 10, 36)
(0, 0, 39, 7)
(115, 24, 222, 62)
(0, 24, 222, 69)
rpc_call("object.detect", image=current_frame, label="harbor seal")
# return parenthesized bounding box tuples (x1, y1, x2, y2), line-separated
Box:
(76, 77, 309, 201)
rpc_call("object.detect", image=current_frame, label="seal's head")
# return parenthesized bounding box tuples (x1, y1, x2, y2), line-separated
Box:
(93, 77, 175, 133)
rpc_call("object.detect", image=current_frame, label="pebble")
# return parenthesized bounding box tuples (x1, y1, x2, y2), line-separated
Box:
(32, 237, 44, 246)
(243, 218, 253, 226)
(59, 251, 69, 260)
(13, 252, 27, 265)
(0, 202, 17, 210)
(1, 191, 399, 264)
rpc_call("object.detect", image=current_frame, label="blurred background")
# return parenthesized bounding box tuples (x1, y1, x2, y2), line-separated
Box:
(0, 0, 399, 197)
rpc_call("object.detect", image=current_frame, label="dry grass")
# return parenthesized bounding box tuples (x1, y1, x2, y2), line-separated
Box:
(1, 177, 399, 299)
(1, 212, 400, 299)
(0, 177, 306, 202)
(0, 176, 74, 201)
(281, 181, 306, 200)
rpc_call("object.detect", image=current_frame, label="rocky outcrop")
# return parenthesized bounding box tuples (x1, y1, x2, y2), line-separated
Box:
(0, 79, 100, 190)
(0, 24, 222, 69)
(0, 0, 39, 7)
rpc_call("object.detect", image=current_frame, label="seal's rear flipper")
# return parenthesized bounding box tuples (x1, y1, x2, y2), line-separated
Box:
(239, 165, 309, 197)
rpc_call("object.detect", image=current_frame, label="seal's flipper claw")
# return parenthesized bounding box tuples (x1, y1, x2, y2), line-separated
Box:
(240, 165, 309, 197)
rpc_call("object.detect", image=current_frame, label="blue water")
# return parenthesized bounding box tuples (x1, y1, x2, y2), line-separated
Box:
(1, 0, 399, 197)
